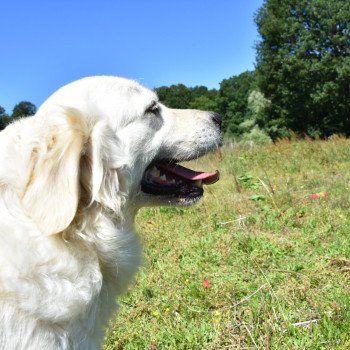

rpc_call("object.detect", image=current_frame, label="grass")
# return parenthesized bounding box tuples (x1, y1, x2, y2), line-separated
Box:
(104, 137, 350, 349)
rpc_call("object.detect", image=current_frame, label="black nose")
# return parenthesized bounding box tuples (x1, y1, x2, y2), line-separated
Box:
(211, 112, 222, 127)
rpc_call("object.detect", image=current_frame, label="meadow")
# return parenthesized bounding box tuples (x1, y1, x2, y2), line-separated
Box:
(104, 137, 350, 350)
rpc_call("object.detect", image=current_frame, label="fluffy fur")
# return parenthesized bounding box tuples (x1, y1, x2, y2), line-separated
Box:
(0, 76, 221, 349)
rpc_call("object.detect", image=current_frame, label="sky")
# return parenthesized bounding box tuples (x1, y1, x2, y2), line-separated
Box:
(0, 0, 263, 114)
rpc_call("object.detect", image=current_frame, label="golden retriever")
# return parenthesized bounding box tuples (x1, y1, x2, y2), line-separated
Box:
(0, 76, 221, 349)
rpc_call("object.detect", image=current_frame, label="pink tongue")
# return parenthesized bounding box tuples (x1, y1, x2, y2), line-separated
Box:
(157, 163, 220, 185)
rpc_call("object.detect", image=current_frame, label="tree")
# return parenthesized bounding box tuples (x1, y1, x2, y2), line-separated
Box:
(11, 101, 37, 119)
(155, 84, 219, 112)
(238, 90, 272, 144)
(255, 0, 350, 138)
(0, 106, 9, 131)
(218, 71, 257, 137)
(247, 90, 271, 125)
(155, 84, 193, 109)
(189, 96, 219, 111)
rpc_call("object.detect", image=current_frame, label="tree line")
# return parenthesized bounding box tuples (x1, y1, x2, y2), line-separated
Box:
(156, 0, 349, 141)
(1, 0, 349, 141)
(0, 102, 37, 131)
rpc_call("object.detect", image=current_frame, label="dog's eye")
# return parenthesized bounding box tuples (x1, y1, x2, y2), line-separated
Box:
(145, 102, 159, 115)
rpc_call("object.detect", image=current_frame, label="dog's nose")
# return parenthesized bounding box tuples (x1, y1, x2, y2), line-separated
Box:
(211, 112, 222, 127)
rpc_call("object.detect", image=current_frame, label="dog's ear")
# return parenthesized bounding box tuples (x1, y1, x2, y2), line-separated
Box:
(80, 121, 127, 214)
(22, 108, 88, 235)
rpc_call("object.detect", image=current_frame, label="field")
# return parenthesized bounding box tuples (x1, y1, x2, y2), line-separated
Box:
(104, 138, 350, 349)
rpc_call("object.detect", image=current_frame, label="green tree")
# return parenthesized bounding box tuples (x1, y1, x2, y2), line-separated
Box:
(0, 106, 10, 131)
(255, 0, 350, 138)
(155, 84, 219, 112)
(11, 101, 37, 120)
(189, 95, 218, 111)
(247, 90, 271, 125)
(238, 90, 272, 144)
(191, 86, 210, 100)
(218, 71, 257, 137)
(155, 84, 192, 109)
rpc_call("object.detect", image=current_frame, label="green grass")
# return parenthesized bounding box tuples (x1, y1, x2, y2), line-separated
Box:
(104, 137, 350, 349)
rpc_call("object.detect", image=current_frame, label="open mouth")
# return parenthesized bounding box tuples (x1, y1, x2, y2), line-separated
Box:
(141, 162, 220, 204)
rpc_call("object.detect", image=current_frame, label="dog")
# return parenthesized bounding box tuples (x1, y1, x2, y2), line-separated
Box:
(0, 76, 221, 349)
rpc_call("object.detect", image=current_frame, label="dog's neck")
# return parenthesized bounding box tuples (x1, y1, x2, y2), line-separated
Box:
(64, 203, 141, 294)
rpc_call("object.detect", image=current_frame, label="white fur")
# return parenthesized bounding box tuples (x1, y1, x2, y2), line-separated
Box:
(0, 76, 221, 349)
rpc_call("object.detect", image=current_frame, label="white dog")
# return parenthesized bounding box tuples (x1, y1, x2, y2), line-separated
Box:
(0, 76, 221, 349)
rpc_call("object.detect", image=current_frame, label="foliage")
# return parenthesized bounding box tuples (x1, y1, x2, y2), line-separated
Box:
(240, 125, 272, 144)
(0, 106, 6, 119)
(238, 90, 272, 144)
(218, 71, 257, 137)
(155, 85, 219, 111)
(255, 0, 350, 139)
(189, 95, 218, 111)
(0, 102, 37, 131)
(155, 74, 259, 138)
(0, 106, 9, 131)
(155, 84, 193, 109)
(11, 101, 37, 120)
(247, 89, 271, 123)
(104, 138, 350, 349)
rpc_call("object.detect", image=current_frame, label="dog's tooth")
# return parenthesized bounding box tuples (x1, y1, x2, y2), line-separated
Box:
(170, 179, 176, 184)
(195, 180, 202, 187)
(160, 174, 167, 181)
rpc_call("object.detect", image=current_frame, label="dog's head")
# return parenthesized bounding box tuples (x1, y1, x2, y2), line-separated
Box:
(1, 76, 221, 235)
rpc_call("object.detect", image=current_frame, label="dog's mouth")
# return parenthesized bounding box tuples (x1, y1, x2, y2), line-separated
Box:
(141, 162, 219, 205)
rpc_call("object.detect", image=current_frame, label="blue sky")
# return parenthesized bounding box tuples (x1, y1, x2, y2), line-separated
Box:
(0, 0, 263, 113)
